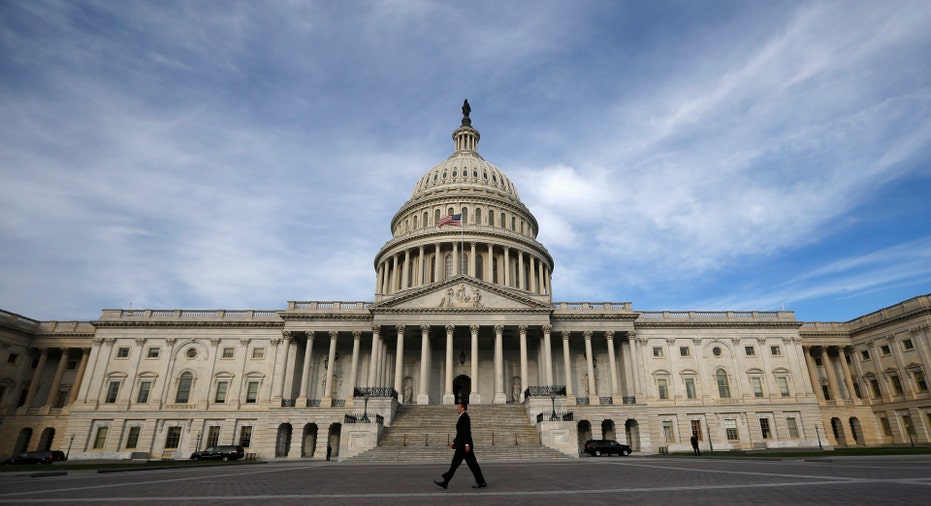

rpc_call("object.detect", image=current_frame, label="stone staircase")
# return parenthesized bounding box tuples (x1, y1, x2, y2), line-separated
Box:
(346, 404, 570, 462)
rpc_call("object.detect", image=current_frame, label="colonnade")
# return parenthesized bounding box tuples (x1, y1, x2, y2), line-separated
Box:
(376, 241, 551, 297)
(1, 346, 90, 411)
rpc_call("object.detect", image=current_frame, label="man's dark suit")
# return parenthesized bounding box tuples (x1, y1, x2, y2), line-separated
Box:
(440, 408, 486, 487)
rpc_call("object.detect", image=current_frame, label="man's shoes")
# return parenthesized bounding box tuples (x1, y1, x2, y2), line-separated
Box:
(472, 483, 488, 488)
(433, 480, 448, 489)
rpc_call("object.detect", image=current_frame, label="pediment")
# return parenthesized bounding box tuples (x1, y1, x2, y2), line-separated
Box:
(371, 275, 552, 312)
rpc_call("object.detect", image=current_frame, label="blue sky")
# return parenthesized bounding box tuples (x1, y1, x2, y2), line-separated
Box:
(1, 0, 929, 323)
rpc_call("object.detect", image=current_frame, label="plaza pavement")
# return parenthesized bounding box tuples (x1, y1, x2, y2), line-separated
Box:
(1, 454, 930, 505)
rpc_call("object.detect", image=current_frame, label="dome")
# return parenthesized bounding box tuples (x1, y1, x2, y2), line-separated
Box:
(409, 100, 521, 202)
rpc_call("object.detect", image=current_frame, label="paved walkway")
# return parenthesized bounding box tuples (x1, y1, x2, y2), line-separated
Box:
(2, 455, 930, 504)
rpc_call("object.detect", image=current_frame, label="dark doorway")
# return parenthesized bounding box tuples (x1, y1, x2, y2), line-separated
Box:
(453, 375, 471, 404)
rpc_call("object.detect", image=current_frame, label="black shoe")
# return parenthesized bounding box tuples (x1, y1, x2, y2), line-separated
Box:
(473, 483, 487, 488)
(434, 480, 448, 489)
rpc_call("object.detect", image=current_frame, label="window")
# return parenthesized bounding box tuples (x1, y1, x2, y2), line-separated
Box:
(662, 420, 675, 443)
(712, 346, 722, 357)
(759, 418, 771, 439)
(105, 381, 121, 403)
(860, 350, 871, 361)
(777, 376, 790, 397)
(690, 420, 703, 441)
(239, 426, 253, 447)
(684, 378, 696, 399)
(164, 427, 182, 449)
(914, 372, 928, 392)
(116, 347, 130, 358)
(880, 416, 892, 436)
(716, 369, 731, 398)
(93, 426, 109, 449)
(853, 381, 863, 399)
(679, 346, 690, 357)
(890, 375, 903, 395)
(136, 380, 152, 403)
(786, 417, 800, 438)
(880, 344, 891, 356)
(206, 426, 221, 448)
(125, 426, 140, 449)
(902, 339, 914, 351)
(6, 353, 16, 364)
(745, 346, 755, 356)
(652, 347, 663, 358)
(725, 419, 738, 441)
(770, 345, 781, 356)
(657, 378, 668, 400)
(251, 348, 265, 360)
(147, 348, 159, 359)
(246, 381, 259, 403)
(751, 377, 764, 398)
(175, 372, 193, 403)
(215, 381, 228, 403)
(222, 347, 235, 359)
(870, 379, 882, 398)
(68, 359, 77, 369)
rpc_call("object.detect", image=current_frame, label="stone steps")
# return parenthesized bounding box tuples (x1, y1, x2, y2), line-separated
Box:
(346, 404, 569, 463)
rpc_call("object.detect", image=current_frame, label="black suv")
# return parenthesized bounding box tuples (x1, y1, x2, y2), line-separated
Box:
(189, 445, 245, 461)
(1, 450, 65, 465)
(583, 439, 632, 457)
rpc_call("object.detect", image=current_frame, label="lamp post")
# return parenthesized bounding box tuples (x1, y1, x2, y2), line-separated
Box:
(706, 423, 713, 453)
(66, 434, 74, 461)
(550, 391, 557, 421)
(815, 425, 823, 450)
(362, 391, 370, 422)
(195, 432, 202, 452)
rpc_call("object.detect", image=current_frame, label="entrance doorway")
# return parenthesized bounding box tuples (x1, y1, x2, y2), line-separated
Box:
(453, 375, 471, 404)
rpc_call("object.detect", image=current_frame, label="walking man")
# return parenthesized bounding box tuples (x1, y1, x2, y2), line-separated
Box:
(434, 403, 487, 489)
(690, 432, 701, 456)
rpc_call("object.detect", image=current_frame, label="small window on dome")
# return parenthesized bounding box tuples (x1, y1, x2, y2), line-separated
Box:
(452, 170, 457, 177)
(492, 175, 497, 182)
(433, 174, 438, 182)
(483, 171, 488, 179)
(442, 171, 447, 179)
(473, 170, 478, 178)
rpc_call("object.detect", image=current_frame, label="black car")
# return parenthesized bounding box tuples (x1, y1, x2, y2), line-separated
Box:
(189, 445, 245, 461)
(1, 450, 62, 465)
(583, 439, 632, 457)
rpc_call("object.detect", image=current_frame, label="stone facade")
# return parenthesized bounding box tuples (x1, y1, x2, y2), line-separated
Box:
(1, 106, 929, 460)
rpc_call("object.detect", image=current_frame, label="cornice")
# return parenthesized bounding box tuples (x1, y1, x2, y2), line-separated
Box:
(92, 321, 285, 329)
(633, 321, 802, 329)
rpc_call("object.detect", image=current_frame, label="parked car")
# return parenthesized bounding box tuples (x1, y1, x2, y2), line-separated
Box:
(583, 439, 632, 457)
(1, 450, 62, 465)
(189, 445, 245, 461)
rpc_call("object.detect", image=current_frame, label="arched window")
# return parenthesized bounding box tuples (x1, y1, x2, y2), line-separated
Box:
(423, 211, 428, 228)
(476, 255, 484, 280)
(445, 254, 453, 279)
(715, 369, 731, 398)
(461, 207, 468, 224)
(407, 259, 414, 287)
(176, 372, 193, 403)
(475, 208, 482, 225)
(413, 215, 418, 229)
(500, 212, 505, 229)
(434, 209, 441, 227)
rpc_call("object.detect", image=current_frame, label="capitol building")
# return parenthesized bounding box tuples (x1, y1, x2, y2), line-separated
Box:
(1, 103, 929, 461)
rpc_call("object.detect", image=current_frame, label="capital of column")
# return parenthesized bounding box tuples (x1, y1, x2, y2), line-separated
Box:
(605, 330, 615, 340)
(519, 324, 528, 334)
(396, 324, 406, 334)
(470, 324, 479, 333)
(282, 330, 292, 341)
(329, 330, 339, 340)
(494, 324, 504, 334)
(210, 338, 221, 347)
(583, 330, 592, 341)
(134, 338, 146, 347)
(352, 330, 361, 341)
(446, 324, 455, 334)
(240, 338, 251, 347)
(562, 331, 570, 341)
(420, 324, 429, 334)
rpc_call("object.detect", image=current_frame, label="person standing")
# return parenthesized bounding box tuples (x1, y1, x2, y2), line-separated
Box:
(690, 433, 701, 456)
(434, 403, 487, 489)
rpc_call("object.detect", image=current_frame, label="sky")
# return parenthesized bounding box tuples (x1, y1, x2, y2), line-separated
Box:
(1, 0, 930, 323)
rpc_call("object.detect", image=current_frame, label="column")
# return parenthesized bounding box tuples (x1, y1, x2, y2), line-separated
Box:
(606, 331, 620, 402)
(417, 245, 425, 286)
(444, 325, 455, 404)
(562, 332, 574, 401)
(583, 331, 597, 403)
(434, 243, 441, 282)
(470, 325, 480, 404)
(622, 337, 635, 398)
(348, 331, 361, 402)
(368, 326, 380, 388)
(67, 348, 91, 405)
(453, 242, 459, 277)
(493, 325, 506, 404)
(402, 249, 410, 289)
(518, 250, 525, 289)
(804, 347, 823, 400)
(486, 244, 493, 281)
(503, 248, 510, 286)
(43, 348, 69, 409)
(322, 331, 338, 407)
(276, 331, 294, 400)
(838, 346, 857, 401)
(23, 348, 48, 407)
(519, 325, 528, 403)
(529, 256, 537, 292)
(393, 325, 405, 400)
(822, 349, 841, 401)
(631, 333, 645, 399)
(470, 242, 476, 277)
(417, 324, 430, 404)
(543, 325, 554, 385)
(298, 332, 315, 402)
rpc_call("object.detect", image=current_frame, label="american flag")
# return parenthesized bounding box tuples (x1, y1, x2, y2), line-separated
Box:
(438, 214, 462, 228)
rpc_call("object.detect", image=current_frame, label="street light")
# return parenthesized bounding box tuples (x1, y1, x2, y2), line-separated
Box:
(362, 391, 370, 422)
(815, 425, 823, 450)
(66, 434, 74, 460)
(550, 391, 557, 421)
(195, 432, 202, 452)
